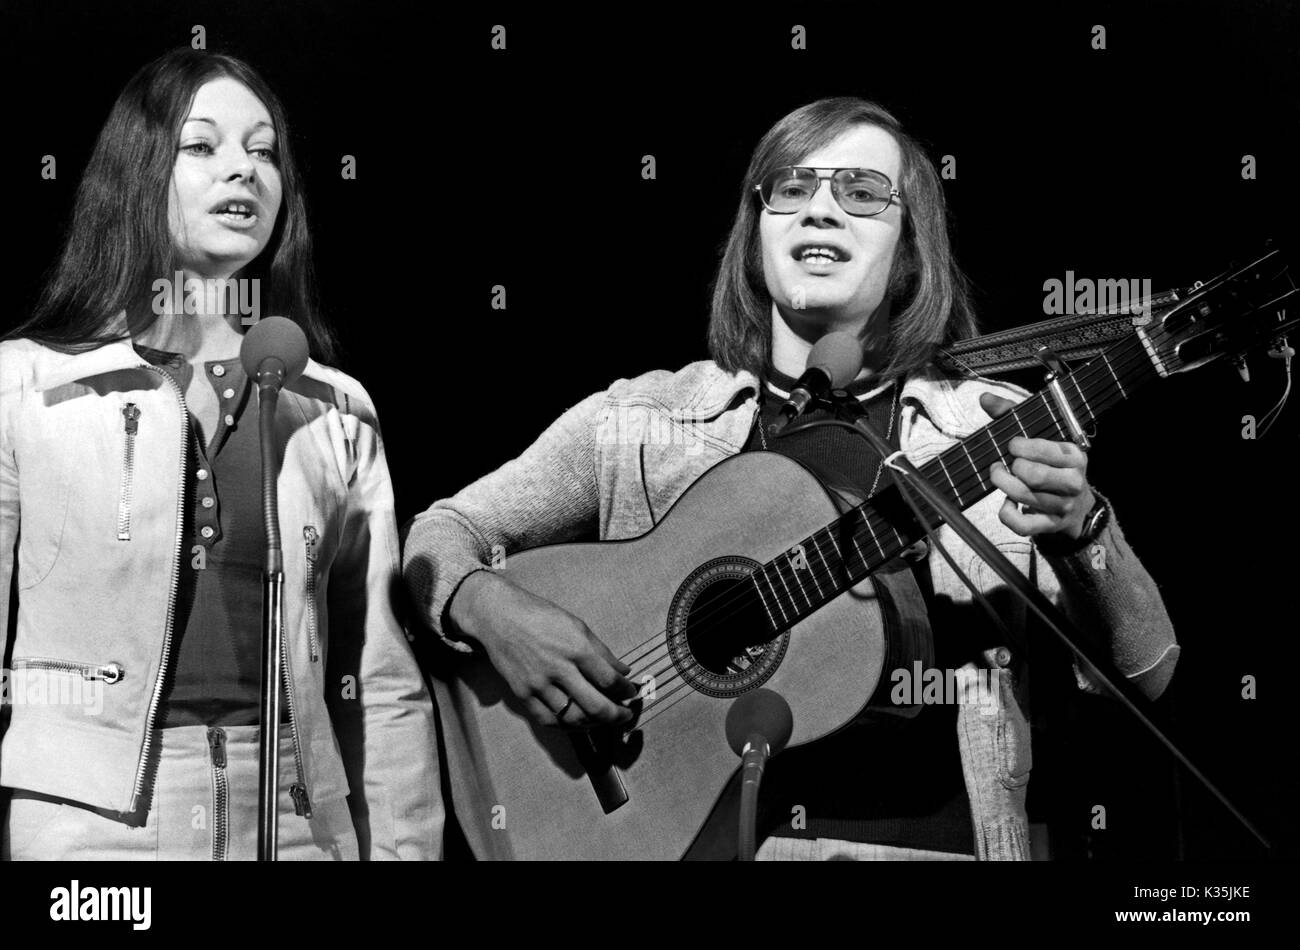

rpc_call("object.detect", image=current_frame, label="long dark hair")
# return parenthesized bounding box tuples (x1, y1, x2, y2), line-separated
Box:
(708, 97, 977, 384)
(6, 48, 337, 362)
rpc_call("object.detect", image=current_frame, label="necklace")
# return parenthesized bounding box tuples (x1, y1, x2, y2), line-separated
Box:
(757, 382, 900, 498)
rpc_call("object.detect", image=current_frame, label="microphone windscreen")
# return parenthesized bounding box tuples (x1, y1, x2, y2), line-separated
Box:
(725, 688, 795, 757)
(241, 316, 310, 385)
(806, 330, 865, 389)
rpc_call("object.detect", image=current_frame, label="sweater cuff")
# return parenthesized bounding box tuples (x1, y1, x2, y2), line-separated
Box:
(1037, 510, 1179, 698)
(401, 513, 489, 653)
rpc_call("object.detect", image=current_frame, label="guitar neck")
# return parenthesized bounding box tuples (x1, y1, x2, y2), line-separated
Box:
(749, 330, 1163, 633)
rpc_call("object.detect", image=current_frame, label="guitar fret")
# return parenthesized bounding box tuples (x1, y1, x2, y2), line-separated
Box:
(824, 530, 843, 562)
(806, 537, 826, 598)
(1043, 397, 1067, 440)
(1013, 411, 1029, 439)
(936, 456, 959, 499)
(960, 441, 987, 492)
(787, 553, 813, 609)
(1071, 375, 1095, 425)
(772, 560, 796, 617)
(860, 510, 886, 560)
(814, 533, 838, 584)
(759, 566, 788, 625)
(988, 428, 1010, 469)
(1102, 352, 1127, 399)
(851, 535, 870, 574)
(751, 574, 778, 629)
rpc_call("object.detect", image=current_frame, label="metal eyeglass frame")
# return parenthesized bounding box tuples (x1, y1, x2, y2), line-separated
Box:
(754, 166, 903, 217)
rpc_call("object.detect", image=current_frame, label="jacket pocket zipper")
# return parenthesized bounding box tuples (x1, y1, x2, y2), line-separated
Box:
(11, 658, 125, 683)
(117, 403, 141, 541)
(207, 727, 229, 861)
(304, 526, 320, 663)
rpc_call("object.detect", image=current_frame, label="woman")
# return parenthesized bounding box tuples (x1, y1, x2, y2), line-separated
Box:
(0, 49, 441, 860)
(402, 97, 1179, 860)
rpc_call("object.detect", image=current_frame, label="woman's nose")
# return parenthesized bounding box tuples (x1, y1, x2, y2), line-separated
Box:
(220, 144, 256, 183)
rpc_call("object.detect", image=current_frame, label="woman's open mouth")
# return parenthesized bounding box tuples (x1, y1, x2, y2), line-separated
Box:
(210, 201, 259, 229)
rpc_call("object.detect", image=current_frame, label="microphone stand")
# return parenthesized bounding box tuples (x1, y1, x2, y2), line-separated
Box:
(255, 360, 288, 861)
(736, 737, 769, 862)
(830, 399, 1270, 851)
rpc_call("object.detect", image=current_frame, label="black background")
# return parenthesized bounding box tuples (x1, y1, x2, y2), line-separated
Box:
(1, 0, 1297, 864)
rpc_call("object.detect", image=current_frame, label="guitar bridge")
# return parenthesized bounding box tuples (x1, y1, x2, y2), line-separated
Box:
(570, 730, 630, 814)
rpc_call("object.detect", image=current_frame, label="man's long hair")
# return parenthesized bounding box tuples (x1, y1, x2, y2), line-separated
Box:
(708, 97, 977, 383)
(6, 48, 338, 362)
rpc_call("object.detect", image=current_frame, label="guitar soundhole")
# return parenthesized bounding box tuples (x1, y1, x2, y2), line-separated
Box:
(666, 556, 788, 698)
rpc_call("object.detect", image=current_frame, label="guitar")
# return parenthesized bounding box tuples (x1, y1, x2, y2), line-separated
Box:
(430, 246, 1296, 860)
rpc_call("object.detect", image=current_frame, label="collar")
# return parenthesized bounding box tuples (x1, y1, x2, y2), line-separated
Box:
(762, 364, 895, 404)
(686, 360, 981, 436)
(30, 313, 332, 393)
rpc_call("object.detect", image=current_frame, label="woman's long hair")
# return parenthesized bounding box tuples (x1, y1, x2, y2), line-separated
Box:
(708, 97, 978, 384)
(6, 48, 337, 363)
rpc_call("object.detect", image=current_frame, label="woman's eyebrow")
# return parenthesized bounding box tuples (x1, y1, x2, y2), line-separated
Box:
(181, 116, 274, 134)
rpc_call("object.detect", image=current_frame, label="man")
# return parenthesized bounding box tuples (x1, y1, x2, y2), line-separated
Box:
(403, 97, 1179, 860)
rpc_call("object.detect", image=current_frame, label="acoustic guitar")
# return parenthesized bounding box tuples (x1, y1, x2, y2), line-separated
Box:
(430, 247, 1295, 860)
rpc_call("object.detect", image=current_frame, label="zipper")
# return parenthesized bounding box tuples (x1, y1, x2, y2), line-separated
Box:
(281, 641, 313, 817)
(117, 403, 140, 540)
(290, 523, 321, 813)
(11, 658, 124, 684)
(128, 365, 188, 813)
(303, 526, 320, 663)
(207, 727, 229, 861)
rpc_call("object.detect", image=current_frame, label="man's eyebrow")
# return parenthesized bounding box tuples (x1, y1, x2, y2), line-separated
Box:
(181, 117, 274, 134)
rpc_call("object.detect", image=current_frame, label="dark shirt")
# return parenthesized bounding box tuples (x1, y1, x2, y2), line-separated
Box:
(745, 366, 974, 855)
(136, 344, 274, 728)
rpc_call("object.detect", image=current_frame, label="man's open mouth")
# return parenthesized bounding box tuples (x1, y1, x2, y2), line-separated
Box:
(792, 243, 850, 263)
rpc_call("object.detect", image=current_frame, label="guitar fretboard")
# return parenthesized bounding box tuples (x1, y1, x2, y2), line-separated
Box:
(747, 331, 1162, 633)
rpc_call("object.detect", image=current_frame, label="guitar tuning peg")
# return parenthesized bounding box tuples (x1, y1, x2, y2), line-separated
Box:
(1267, 335, 1295, 362)
(1233, 356, 1250, 383)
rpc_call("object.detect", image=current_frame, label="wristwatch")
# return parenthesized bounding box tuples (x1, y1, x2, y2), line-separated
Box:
(1034, 490, 1111, 557)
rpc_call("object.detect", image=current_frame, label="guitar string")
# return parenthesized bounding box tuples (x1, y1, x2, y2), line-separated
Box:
(614, 334, 1157, 718)
(611, 332, 1155, 683)
(619, 340, 1160, 730)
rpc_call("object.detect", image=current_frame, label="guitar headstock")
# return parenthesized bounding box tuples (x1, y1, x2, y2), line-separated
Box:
(1141, 243, 1299, 377)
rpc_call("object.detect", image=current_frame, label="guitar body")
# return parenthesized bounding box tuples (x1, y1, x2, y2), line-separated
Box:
(431, 451, 903, 860)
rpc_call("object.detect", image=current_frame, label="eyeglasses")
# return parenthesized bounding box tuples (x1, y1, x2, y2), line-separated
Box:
(755, 166, 902, 217)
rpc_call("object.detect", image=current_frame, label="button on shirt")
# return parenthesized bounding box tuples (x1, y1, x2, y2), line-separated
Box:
(135, 345, 280, 728)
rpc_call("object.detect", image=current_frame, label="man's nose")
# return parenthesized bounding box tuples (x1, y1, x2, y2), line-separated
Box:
(801, 177, 845, 226)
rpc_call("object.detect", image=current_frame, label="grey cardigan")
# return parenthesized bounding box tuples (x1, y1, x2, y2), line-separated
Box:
(403, 359, 1180, 859)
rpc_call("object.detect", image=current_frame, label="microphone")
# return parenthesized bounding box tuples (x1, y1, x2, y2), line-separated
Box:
(769, 330, 864, 435)
(725, 688, 794, 861)
(240, 316, 309, 394)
